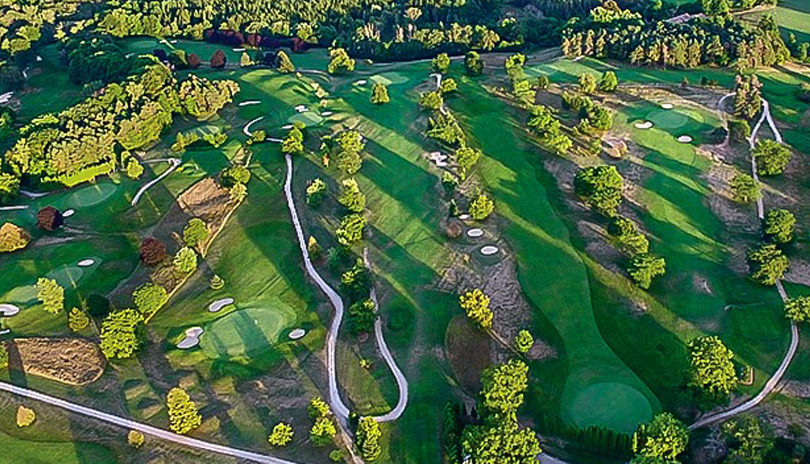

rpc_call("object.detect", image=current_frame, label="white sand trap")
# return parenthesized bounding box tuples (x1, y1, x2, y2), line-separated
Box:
(426, 151, 448, 167)
(281, 124, 293, 130)
(233, 48, 245, 52)
(36, 55, 42, 62)
(177, 327, 204, 349)
(661, 103, 674, 109)
(459, 214, 471, 220)
(355, 80, 368, 85)
(634, 121, 654, 129)
(170, 40, 178, 44)
(63, 209, 75, 217)
(572, 56, 584, 62)
(0, 329, 9, 335)
(0, 304, 20, 316)
(294, 104, 307, 112)
(467, 228, 484, 238)
(321, 111, 333, 116)
(78, 259, 95, 267)
(239, 100, 261, 107)
(0, 91, 13, 104)
(289, 329, 306, 340)
(480, 246, 499, 256)
(677, 135, 693, 143)
(208, 298, 234, 313)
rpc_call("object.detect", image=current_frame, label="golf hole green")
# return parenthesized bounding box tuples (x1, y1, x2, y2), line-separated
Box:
(288, 111, 323, 127)
(200, 305, 296, 360)
(566, 382, 653, 433)
(370, 72, 409, 86)
(647, 109, 704, 131)
(46, 266, 85, 289)
(67, 183, 118, 208)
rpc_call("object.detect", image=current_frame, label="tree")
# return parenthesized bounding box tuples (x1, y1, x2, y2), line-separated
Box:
(688, 335, 738, 397)
(459, 289, 493, 329)
(730, 173, 760, 204)
(230, 182, 247, 202)
(574, 166, 624, 216)
(419, 91, 444, 110)
(0, 344, 8, 370)
(211, 49, 226, 69)
(222, 165, 251, 187)
(0, 173, 20, 203)
(371, 82, 389, 104)
(608, 217, 649, 255)
(306, 178, 327, 207)
(68, 308, 90, 332)
(240, 51, 253, 67)
(133, 283, 168, 316)
(579, 73, 598, 94)
(348, 299, 377, 334)
(763, 209, 796, 243)
(174, 246, 198, 274)
(126, 157, 144, 179)
(167, 387, 202, 434)
(433, 53, 451, 74)
(0, 64, 25, 92)
(187, 53, 201, 68)
(469, 194, 494, 220)
(753, 140, 791, 176)
(327, 48, 355, 74)
(128, 430, 145, 448)
(481, 359, 529, 418)
(277, 51, 295, 73)
(785, 297, 810, 324)
(337, 178, 366, 213)
(140, 238, 168, 266)
(0, 222, 30, 253)
(633, 413, 688, 460)
(282, 124, 305, 155)
(100, 309, 145, 359)
(462, 422, 542, 464)
(311, 417, 337, 446)
(308, 397, 331, 419)
(723, 416, 772, 464)
(37, 278, 64, 314)
(84, 293, 111, 319)
(629, 254, 666, 289)
(36, 206, 63, 231)
(729, 119, 751, 143)
(465, 51, 484, 76)
(599, 71, 619, 92)
(440, 78, 458, 94)
(505, 54, 526, 81)
(456, 146, 482, 178)
(336, 214, 367, 245)
(340, 260, 373, 303)
(357, 417, 382, 461)
(747, 243, 788, 285)
(183, 218, 210, 249)
(268, 423, 294, 447)
(515, 330, 534, 353)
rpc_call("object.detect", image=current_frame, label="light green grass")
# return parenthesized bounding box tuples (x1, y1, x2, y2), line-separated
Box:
(0, 430, 117, 464)
(200, 305, 298, 360)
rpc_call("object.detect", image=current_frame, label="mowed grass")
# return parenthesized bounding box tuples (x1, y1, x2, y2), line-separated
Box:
(452, 79, 658, 433)
(739, 0, 810, 43)
(0, 431, 117, 464)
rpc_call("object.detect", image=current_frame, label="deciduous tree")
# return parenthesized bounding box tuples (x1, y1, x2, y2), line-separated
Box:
(268, 423, 294, 447)
(37, 278, 64, 314)
(459, 289, 493, 329)
(688, 335, 738, 397)
(167, 387, 202, 434)
(763, 209, 796, 243)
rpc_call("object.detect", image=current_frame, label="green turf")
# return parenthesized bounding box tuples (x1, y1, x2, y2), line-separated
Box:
(568, 382, 654, 433)
(200, 305, 297, 359)
(288, 111, 324, 127)
(0, 430, 117, 464)
(65, 183, 120, 208)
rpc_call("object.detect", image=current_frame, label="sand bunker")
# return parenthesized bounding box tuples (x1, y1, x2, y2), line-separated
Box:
(289, 329, 306, 340)
(661, 103, 674, 109)
(0, 329, 9, 335)
(467, 228, 484, 238)
(0, 304, 20, 316)
(239, 100, 261, 107)
(480, 246, 499, 256)
(63, 209, 75, 217)
(677, 135, 693, 143)
(634, 121, 654, 129)
(0, 92, 13, 104)
(459, 214, 471, 221)
(177, 327, 204, 349)
(321, 111, 334, 116)
(233, 48, 245, 52)
(294, 104, 307, 112)
(426, 151, 448, 167)
(209, 298, 235, 313)
(355, 80, 368, 85)
(78, 259, 95, 267)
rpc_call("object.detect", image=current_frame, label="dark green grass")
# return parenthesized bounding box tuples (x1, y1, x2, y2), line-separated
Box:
(0, 428, 117, 464)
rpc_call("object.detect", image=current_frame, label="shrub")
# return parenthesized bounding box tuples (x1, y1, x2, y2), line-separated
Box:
(599, 71, 619, 92)
(128, 430, 145, 448)
(16, 406, 36, 427)
(371, 82, 389, 104)
(469, 194, 494, 220)
(133, 283, 168, 316)
(747, 243, 788, 285)
(348, 299, 377, 334)
(140, 238, 168, 266)
(307, 236, 322, 261)
(174, 247, 198, 274)
(537, 75, 550, 90)
(579, 73, 598, 94)
(183, 218, 210, 248)
(465, 51, 484, 76)
(433, 53, 450, 74)
(0, 343, 8, 370)
(126, 158, 144, 179)
(515, 330, 534, 353)
(210, 274, 225, 290)
(167, 387, 202, 434)
(730, 173, 760, 203)
(68, 308, 90, 332)
(305, 178, 326, 207)
(277, 51, 295, 73)
(728, 119, 751, 143)
(268, 423, 294, 447)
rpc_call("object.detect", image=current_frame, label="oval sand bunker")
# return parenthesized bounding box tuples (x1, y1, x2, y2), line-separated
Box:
(661, 103, 674, 109)
(0, 304, 20, 316)
(177, 327, 204, 349)
(78, 259, 95, 267)
(677, 135, 693, 143)
(467, 228, 484, 238)
(634, 121, 654, 130)
(480, 246, 499, 256)
(63, 209, 75, 218)
(289, 329, 306, 340)
(209, 298, 235, 313)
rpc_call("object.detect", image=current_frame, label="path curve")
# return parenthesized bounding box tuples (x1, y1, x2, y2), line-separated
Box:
(283, 154, 409, 425)
(690, 94, 799, 430)
(0, 381, 299, 464)
(131, 158, 181, 206)
(243, 116, 265, 137)
(0, 205, 28, 211)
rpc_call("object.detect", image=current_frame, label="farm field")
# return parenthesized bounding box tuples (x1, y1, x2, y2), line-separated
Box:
(1, 25, 810, 464)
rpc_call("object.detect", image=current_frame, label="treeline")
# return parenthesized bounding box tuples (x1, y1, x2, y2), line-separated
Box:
(1, 62, 238, 192)
(562, 2, 790, 70)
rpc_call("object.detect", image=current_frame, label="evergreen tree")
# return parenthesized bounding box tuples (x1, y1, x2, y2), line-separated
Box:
(371, 82, 389, 104)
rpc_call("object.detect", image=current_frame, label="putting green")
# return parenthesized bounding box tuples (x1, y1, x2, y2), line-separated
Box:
(66, 182, 118, 208)
(200, 305, 296, 360)
(1, 285, 38, 305)
(566, 382, 653, 433)
(288, 111, 323, 127)
(646, 108, 705, 131)
(46, 266, 85, 289)
(370, 72, 410, 86)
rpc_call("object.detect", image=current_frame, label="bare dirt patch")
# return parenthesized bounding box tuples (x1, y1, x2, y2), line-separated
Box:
(445, 315, 491, 394)
(3, 337, 105, 385)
